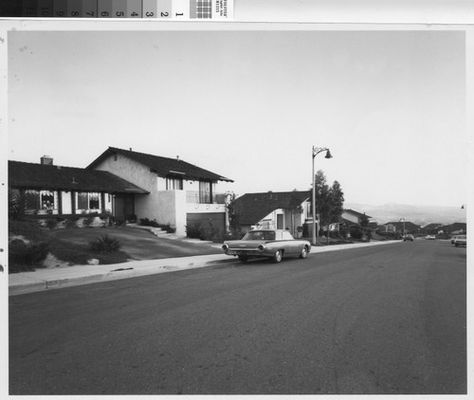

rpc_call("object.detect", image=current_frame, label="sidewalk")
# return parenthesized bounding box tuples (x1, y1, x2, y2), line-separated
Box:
(9, 240, 400, 296)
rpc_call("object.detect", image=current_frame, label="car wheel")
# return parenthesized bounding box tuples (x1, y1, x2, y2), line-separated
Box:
(299, 246, 308, 259)
(238, 255, 248, 263)
(273, 250, 283, 263)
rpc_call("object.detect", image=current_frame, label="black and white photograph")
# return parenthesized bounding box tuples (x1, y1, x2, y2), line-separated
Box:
(1, 14, 471, 397)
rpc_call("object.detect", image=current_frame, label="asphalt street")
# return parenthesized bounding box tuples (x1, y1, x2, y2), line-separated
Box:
(9, 240, 466, 394)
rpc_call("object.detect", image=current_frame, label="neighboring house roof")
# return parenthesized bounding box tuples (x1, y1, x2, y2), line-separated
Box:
(384, 221, 421, 231)
(343, 209, 372, 219)
(339, 217, 357, 226)
(234, 191, 310, 226)
(338, 217, 378, 227)
(8, 160, 149, 194)
(87, 147, 233, 183)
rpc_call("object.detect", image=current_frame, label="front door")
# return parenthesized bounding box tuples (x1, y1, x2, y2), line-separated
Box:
(114, 194, 135, 222)
(123, 195, 135, 221)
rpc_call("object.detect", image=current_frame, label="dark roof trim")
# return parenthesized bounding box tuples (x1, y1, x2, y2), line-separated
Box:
(87, 147, 234, 183)
(343, 209, 372, 219)
(8, 160, 149, 194)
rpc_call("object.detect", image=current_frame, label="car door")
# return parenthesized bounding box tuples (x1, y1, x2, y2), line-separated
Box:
(282, 231, 298, 255)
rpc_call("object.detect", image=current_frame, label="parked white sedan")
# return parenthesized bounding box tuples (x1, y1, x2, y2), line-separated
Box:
(452, 234, 466, 247)
(222, 229, 311, 263)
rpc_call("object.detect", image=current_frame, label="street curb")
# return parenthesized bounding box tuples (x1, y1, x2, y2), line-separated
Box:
(8, 240, 401, 296)
(9, 257, 237, 296)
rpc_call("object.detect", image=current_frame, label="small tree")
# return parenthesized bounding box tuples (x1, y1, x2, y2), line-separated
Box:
(329, 180, 344, 239)
(360, 213, 369, 228)
(359, 213, 371, 241)
(312, 170, 345, 243)
(9, 189, 25, 220)
(226, 192, 242, 239)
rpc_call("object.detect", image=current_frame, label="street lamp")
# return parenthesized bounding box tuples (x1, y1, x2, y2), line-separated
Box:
(312, 146, 332, 246)
(400, 217, 406, 237)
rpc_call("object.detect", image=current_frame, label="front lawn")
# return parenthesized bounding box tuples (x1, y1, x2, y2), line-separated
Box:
(8, 220, 129, 273)
(47, 225, 221, 260)
(8, 221, 221, 273)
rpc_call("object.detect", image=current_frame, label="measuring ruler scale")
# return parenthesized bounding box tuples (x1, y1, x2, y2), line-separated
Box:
(1, 0, 233, 18)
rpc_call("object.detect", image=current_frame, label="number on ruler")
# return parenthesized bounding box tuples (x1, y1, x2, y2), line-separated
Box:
(161, 12, 169, 17)
(145, 11, 154, 17)
(71, 11, 79, 16)
(131, 12, 139, 16)
(116, 11, 125, 16)
(86, 11, 95, 16)
(101, 11, 109, 16)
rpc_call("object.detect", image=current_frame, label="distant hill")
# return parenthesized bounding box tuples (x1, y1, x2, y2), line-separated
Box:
(345, 203, 467, 227)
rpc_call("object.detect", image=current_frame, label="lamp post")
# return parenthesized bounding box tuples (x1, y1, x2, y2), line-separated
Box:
(400, 217, 406, 237)
(312, 146, 332, 246)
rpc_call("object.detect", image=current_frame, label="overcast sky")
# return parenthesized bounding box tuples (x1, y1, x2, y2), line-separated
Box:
(8, 30, 466, 207)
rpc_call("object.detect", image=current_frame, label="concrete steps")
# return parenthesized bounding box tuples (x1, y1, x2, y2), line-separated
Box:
(127, 224, 218, 244)
(126, 224, 186, 240)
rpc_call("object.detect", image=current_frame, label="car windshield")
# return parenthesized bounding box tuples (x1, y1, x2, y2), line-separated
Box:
(242, 231, 276, 241)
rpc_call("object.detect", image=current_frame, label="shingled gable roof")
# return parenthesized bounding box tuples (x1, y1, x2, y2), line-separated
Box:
(234, 191, 310, 226)
(343, 209, 372, 219)
(385, 221, 421, 230)
(87, 147, 234, 183)
(8, 161, 148, 194)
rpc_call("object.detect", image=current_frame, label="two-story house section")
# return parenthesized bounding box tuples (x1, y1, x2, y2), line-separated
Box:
(87, 147, 234, 236)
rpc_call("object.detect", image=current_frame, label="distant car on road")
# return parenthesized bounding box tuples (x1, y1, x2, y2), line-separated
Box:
(425, 235, 436, 240)
(403, 234, 415, 241)
(452, 234, 466, 247)
(222, 229, 311, 263)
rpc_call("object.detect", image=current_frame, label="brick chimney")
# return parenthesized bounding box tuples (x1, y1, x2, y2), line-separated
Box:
(40, 155, 53, 165)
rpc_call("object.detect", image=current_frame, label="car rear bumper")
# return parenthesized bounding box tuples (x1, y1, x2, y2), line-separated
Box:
(225, 249, 264, 257)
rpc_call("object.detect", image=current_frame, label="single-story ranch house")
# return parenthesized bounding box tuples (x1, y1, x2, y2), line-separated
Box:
(9, 147, 234, 236)
(232, 191, 312, 237)
(381, 221, 421, 234)
(340, 209, 373, 226)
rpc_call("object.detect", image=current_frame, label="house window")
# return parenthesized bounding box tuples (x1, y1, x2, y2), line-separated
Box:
(199, 181, 211, 204)
(76, 192, 102, 213)
(277, 214, 284, 229)
(24, 189, 58, 215)
(77, 192, 88, 210)
(166, 176, 183, 190)
(89, 193, 100, 209)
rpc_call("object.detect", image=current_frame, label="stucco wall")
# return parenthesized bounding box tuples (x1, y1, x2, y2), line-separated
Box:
(157, 176, 167, 190)
(257, 205, 306, 235)
(93, 154, 160, 220)
(156, 190, 187, 236)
